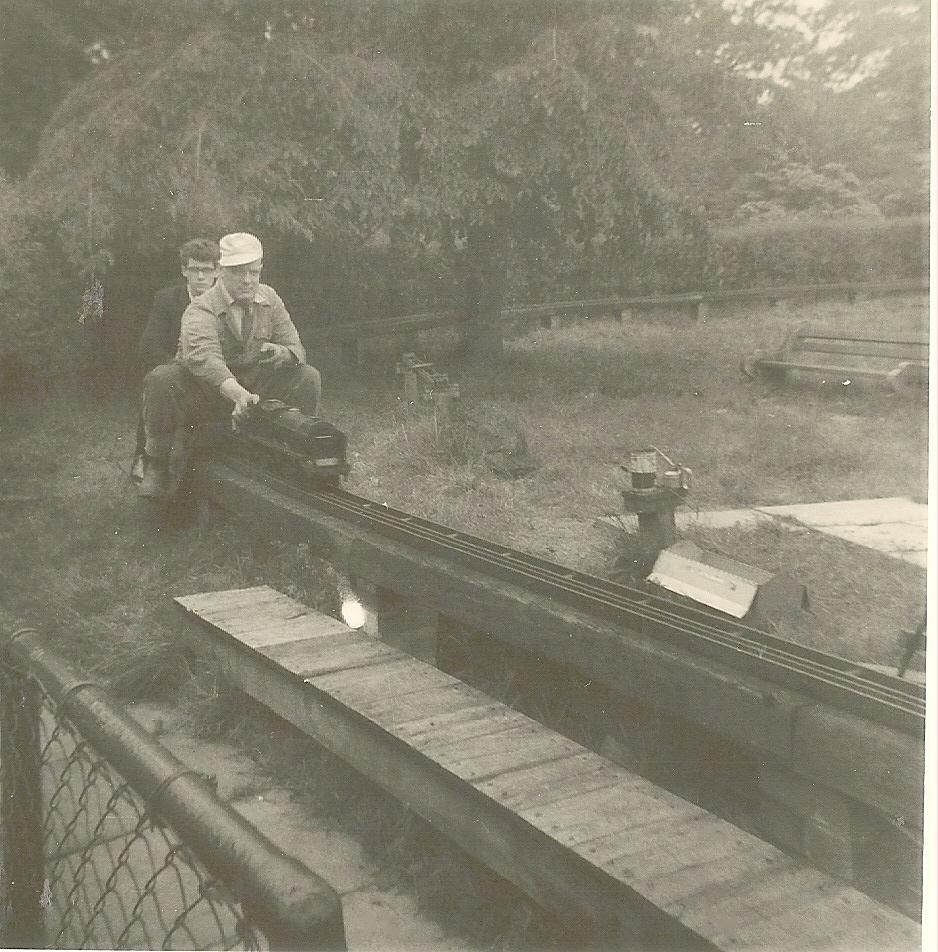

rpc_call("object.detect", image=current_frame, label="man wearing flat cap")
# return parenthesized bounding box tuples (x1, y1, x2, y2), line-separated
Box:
(139, 232, 321, 497)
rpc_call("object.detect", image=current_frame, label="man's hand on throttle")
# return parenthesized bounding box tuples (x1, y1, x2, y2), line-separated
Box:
(259, 342, 294, 369)
(231, 390, 259, 428)
(219, 379, 260, 430)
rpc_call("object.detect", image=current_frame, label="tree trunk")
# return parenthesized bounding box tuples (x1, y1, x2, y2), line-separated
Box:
(461, 220, 509, 361)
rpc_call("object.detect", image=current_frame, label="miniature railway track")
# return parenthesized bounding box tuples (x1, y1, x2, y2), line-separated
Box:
(213, 451, 926, 736)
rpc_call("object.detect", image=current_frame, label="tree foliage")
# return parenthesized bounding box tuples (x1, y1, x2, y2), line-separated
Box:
(0, 174, 75, 384)
(739, 0, 930, 213)
(733, 160, 881, 220)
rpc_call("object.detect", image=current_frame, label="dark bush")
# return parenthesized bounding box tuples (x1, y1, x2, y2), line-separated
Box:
(0, 177, 79, 391)
(697, 215, 928, 291)
(506, 213, 928, 302)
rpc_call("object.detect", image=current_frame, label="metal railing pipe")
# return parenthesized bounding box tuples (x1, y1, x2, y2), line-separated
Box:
(2, 628, 346, 951)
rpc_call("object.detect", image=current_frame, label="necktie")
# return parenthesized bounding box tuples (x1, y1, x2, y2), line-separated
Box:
(241, 300, 253, 344)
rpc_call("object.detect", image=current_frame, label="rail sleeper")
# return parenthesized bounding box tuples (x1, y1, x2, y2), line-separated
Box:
(176, 586, 919, 951)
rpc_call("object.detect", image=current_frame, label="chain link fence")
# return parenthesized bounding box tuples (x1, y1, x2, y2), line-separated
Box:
(1, 627, 346, 950)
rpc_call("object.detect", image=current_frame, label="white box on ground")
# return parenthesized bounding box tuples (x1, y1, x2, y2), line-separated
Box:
(648, 540, 809, 625)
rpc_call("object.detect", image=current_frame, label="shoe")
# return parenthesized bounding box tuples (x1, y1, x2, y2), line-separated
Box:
(138, 455, 173, 498)
(130, 454, 145, 484)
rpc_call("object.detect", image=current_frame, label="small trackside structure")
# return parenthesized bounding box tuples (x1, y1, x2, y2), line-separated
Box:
(648, 539, 810, 626)
(620, 448, 808, 627)
(619, 447, 691, 557)
(396, 352, 460, 422)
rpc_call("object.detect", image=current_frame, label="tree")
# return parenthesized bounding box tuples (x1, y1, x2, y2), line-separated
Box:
(23, 1, 685, 359)
(0, 0, 209, 175)
(728, 0, 930, 213)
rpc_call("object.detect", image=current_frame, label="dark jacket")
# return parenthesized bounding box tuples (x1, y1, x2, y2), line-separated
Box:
(138, 282, 191, 371)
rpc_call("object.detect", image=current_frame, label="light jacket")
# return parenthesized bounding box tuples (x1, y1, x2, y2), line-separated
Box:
(178, 281, 305, 389)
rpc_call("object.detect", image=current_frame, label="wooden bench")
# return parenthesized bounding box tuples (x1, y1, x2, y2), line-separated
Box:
(176, 586, 919, 951)
(742, 321, 929, 390)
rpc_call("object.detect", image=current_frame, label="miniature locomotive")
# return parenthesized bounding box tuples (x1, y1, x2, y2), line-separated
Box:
(233, 398, 350, 482)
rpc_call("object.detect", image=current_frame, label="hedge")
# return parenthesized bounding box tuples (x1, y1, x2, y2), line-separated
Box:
(639, 214, 929, 294)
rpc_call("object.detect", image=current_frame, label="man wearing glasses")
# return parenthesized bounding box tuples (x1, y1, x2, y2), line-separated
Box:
(131, 238, 220, 481)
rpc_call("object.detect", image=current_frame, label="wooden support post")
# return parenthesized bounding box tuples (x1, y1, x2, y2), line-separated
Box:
(757, 765, 873, 885)
(403, 370, 419, 408)
(1, 671, 46, 949)
(433, 386, 459, 430)
(371, 586, 440, 664)
(636, 508, 678, 556)
(340, 339, 360, 367)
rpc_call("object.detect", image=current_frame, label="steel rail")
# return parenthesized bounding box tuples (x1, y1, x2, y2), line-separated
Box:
(320, 488, 922, 710)
(211, 452, 925, 735)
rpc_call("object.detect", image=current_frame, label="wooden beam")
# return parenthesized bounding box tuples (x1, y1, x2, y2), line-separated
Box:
(175, 587, 920, 952)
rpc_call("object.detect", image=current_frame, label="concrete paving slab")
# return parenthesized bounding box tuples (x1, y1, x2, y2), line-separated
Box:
(600, 496, 930, 567)
(126, 702, 476, 950)
(816, 522, 928, 554)
(342, 890, 465, 951)
(676, 508, 775, 530)
(759, 497, 926, 528)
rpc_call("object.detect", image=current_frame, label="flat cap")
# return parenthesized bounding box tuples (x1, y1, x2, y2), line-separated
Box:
(218, 232, 263, 267)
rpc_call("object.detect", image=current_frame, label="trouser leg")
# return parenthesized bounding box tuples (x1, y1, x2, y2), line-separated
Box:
(142, 363, 226, 459)
(130, 404, 147, 481)
(134, 408, 146, 457)
(246, 363, 322, 417)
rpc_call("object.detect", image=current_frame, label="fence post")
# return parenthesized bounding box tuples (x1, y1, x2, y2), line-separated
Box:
(1, 666, 46, 949)
(340, 338, 361, 367)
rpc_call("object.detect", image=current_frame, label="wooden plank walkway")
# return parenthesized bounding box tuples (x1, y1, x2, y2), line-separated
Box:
(176, 586, 920, 951)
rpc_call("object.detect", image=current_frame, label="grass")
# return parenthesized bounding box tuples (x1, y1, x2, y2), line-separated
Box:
(330, 296, 928, 514)
(681, 521, 925, 664)
(0, 395, 347, 690)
